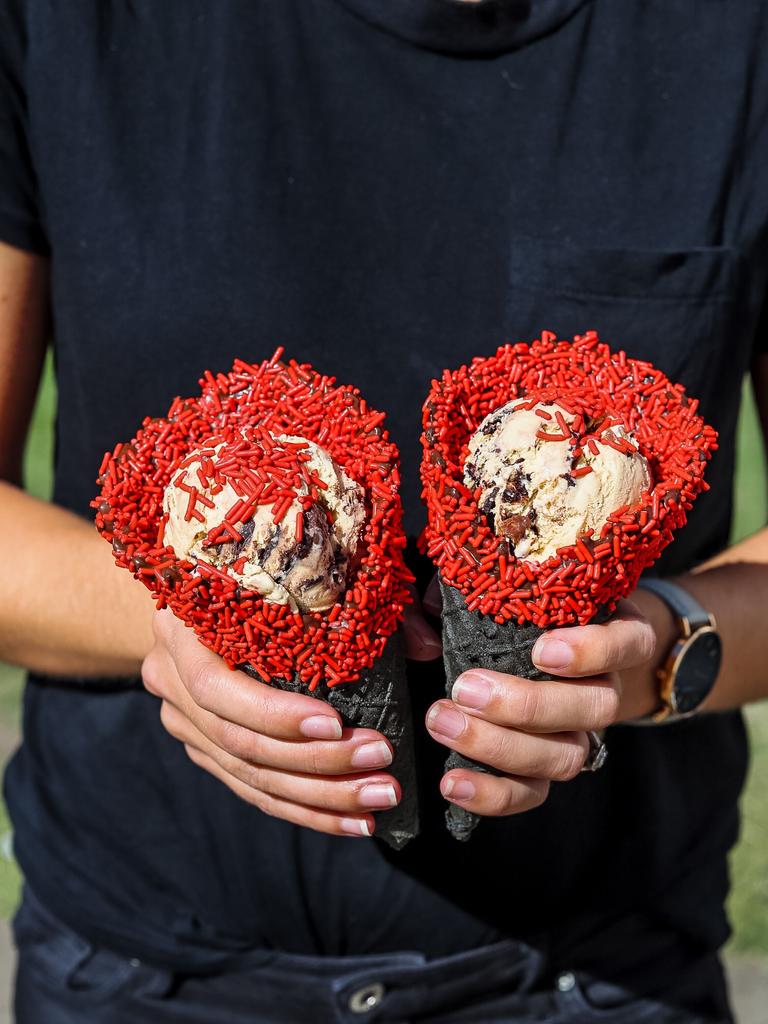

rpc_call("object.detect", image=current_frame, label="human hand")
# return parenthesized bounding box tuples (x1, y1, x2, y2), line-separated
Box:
(426, 592, 664, 819)
(142, 609, 404, 837)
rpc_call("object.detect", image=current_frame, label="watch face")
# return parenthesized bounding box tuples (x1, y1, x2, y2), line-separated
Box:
(672, 628, 723, 715)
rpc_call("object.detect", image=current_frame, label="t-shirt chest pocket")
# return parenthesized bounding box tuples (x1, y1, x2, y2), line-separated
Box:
(504, 241, 745, 403)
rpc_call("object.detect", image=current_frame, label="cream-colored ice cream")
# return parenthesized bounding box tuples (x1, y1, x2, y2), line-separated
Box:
(162, 433, 365, 613)
(464, 401, 651, 561)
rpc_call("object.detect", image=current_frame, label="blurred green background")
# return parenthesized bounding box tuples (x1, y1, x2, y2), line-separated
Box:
(0, 361, 767, 949)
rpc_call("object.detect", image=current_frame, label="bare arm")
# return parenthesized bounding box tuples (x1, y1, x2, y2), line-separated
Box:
(663, 353, 768, 711)
(0, 240, 154, 676)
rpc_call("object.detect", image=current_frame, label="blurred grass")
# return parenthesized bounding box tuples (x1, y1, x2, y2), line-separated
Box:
(0, 362, 768, 948)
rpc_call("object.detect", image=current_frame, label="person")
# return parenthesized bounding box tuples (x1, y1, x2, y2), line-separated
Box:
(1, 1, 767, 1021)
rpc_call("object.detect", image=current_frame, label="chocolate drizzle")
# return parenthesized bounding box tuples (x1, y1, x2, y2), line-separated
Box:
(235, 518, 256, 556)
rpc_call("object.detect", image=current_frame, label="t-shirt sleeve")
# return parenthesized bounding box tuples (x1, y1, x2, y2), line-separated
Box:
(0, 0, 48, 254)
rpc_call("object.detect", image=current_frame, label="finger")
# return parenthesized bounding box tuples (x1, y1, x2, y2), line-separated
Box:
(426, 701, 589, 781)
(531, 599, 656, 678)
(402, 586, 442, 661)
(159, 698, 394, 776)
(174, 710, 400, 812)
(451, 670, 621, 733)
(184, 745, 376, 838)
(154, 609, 345, 740)
(163, 702, 399, 810)
(440, 770, 550, 817)
(142, 641, 181, 701)
(422, 574, 443, 617)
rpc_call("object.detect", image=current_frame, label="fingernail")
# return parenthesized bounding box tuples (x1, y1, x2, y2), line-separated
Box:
(341, 818, 373, 837)
(532, 638, 573, 671)
(299, 715, 342, 740)
(452, 673, 491, 710)
(427, 704, 466, 740)
(360, 783, 398, 809)
(351, 741, 393, 769)
(442, 777, 476, 801)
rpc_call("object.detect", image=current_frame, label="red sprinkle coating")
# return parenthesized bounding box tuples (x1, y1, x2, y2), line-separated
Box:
(93, 352, 413, 690)
(420, 330, 717, 628)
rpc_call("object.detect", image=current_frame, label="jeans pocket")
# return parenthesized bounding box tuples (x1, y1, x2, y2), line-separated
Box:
(13, 886, 173, 1004)
(556, 972, 728, 1024)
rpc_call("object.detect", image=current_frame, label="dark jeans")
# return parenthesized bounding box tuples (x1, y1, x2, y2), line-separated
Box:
(13, 887, 733, 1023)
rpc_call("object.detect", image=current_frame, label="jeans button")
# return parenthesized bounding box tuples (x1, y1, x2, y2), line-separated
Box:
(348, 982, 385, 1013)
(556, 971, 576, 993)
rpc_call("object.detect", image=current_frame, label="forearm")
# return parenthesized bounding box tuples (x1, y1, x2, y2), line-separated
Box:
(0, 481, 154, 676)
(679, 527, 768, 710)
(629, 526, 768, 715)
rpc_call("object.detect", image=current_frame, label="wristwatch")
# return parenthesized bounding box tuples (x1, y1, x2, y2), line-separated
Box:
(636, 578, 722, 723)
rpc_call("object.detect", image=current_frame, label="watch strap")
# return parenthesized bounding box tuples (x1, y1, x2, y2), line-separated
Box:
(636, 577, 714, 632)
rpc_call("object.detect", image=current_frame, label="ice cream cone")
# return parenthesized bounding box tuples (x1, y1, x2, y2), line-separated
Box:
(421, 331, 717, 840)
(94, 351, 418, 848)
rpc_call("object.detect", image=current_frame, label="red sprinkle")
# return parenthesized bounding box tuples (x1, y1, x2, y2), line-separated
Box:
(536, 431, 570, 443)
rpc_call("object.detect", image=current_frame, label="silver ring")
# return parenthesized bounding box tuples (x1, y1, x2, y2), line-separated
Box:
(581, 730, 608, 773)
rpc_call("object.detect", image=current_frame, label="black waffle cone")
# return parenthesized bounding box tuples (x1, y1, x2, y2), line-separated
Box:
(241, 632, 418, 850)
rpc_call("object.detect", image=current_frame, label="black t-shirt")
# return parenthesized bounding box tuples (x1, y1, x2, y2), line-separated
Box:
(2, 0, 768, 981)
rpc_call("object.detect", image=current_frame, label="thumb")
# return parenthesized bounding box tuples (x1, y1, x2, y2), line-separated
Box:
(422, 574, 443, 617)
(403, 585, 443, 662)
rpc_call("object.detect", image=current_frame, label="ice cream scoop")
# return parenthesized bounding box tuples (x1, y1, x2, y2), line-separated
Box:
(163, 433, 365, 613)
(464, 401, 651, 562)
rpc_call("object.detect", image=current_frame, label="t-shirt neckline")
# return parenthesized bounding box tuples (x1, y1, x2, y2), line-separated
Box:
(332, 0, 594, 54)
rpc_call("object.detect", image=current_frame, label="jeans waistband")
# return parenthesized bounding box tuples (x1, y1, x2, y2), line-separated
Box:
(15, 884, 549, 1021)
(211, 938, 549, 1023)
(14, 885, 732, 1024)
